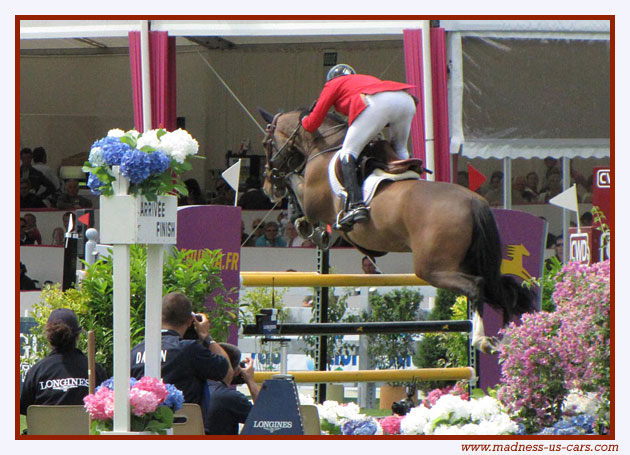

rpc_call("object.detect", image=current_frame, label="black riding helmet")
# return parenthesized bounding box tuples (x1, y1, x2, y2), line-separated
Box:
(326, 64, 356, 82)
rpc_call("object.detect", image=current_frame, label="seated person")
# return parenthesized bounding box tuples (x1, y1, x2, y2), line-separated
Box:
(130, 293, 231, 428)
(205, 343, 260, 435)
(56, 179, 93, 210)
(238, 176, 273, 210)
(20, 309, 107, 414)
(255, 221, 287, 247)
(20, 179, 46, 209)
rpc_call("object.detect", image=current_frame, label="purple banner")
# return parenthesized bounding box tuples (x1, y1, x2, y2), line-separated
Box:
(177, 205, 241, 344)
(479, 209, 546, 390)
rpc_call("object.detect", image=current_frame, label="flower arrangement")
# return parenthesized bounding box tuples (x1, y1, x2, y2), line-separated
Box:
(83, 376, 184, 434)
(83, 128, 201, 201)
(497, 260, 610, 433)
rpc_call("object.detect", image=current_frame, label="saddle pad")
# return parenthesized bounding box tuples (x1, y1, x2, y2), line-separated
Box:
(328, 151, 421, 205)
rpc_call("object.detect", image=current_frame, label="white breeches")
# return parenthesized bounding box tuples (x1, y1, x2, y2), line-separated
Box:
(339, 90, 416, 161)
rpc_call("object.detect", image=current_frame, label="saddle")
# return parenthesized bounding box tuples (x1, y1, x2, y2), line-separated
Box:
(333, 140, 428, 188)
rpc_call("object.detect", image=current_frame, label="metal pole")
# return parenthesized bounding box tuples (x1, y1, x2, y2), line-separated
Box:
(315, 248, 329, 403)
(562, 157, 571, 263)
(503, 157, 512, 209)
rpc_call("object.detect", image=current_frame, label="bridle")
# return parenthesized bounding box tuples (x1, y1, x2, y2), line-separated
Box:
(262, 111, 347, 195)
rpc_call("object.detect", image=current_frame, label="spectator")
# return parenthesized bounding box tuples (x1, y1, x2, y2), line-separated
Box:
(238, 176, 273, 210)
(581, 175, 593, 204)
(209, 179, 235, 206)
(20, 179, 46, 209)
(284, 222, 302, 247)
(20, 148, 57, 204)
(204, 343, 260, 435)
(523, 171, 540, 203)
(32, 146, 61, 191)
(20, 262, 39, 290)
(361, 256, 381, 274)
(243, 218, 264, 247)
(539, 217, 556, 248)
(130, 292, 231, 429)
(23, 213, 42, 245)
(178, 178, 206, 206)
(483, 171, 504, 206)
(51, 227, 65, 246)
(56, 179, 93, 210)
(545, 236, 563, 270)
(20, 218, 34, 245)
(20, 308, 108, 415)
(301, 238, 315, 248)
(511, 176, 528, 205)
(540, 169, 563, 203)
(456, 171, 469, 188)
(255, 221, 287, 247)
(581, 211, 594, 227)
(540, 157, 560, 193)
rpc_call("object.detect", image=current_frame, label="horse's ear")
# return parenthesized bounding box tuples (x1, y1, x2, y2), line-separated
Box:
(258, 107, 274, 124)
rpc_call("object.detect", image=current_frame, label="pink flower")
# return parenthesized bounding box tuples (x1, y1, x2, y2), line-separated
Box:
(379, 415, 402, 435)
(83, 387, 114, 420)
(129, 388, 160, 416)
(133, 376, 169, 405)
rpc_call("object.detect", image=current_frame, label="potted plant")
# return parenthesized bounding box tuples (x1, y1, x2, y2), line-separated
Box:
(366, 288, 424, 409)
(84, 376, 184, 435)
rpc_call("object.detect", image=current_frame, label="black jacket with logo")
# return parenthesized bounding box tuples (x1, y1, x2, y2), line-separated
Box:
(130, 330, 229, 407)
(20, 347, 107, 415)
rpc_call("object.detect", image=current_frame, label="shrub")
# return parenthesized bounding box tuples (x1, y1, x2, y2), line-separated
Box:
(497, 260, 610, 433)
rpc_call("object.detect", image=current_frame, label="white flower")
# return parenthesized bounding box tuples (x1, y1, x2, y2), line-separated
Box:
(428, 394, 471, 423)
(316, 400, 364, 427)
(564, 390, 599, 417)
(479, 414, 519, 435)
(299, 394, 315, 406)
(136, 129, 161, 150)
(107, 128, 125, 138)
(469, 396, 503, 422)
(400, 405, 430, 435)
(159, 128, 199, 163)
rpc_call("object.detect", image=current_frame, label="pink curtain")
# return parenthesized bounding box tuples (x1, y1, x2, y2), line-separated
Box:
(128, 31, 144, 131)
(403, 29, 426, 165)
(430, 27, 451, 183)
(128, 30, 177, 132)
(403, 28, 451, 183)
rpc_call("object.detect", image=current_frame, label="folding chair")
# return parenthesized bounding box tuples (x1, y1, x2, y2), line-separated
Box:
(26, 405, 90, 435)
(299, 404, 321, 436)
(172, 403, 205, 435)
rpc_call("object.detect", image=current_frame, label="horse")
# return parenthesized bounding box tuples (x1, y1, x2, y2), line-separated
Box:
(258, 108, 536, 353)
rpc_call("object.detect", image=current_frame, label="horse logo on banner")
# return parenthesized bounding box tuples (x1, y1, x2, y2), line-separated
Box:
(500, 244, 532, 282)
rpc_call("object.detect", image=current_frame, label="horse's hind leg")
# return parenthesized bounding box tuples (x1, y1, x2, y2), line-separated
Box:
(416, 269, 498, 354)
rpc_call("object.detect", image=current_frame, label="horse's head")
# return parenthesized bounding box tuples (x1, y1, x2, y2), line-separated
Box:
(259, 108, 309, 202)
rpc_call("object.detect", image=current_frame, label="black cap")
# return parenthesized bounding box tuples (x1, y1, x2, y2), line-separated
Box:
(47, 308, 82, 335)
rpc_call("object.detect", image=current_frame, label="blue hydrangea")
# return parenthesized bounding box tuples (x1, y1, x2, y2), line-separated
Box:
(148, 151, 171, 175)
(342, 418, 379, 435)
(95, 377, 137, 392)
(120, 149, 151, 184)
(92, 136, 133, 166)
(163, 383, 184, 411)
(88, 147, 106, 167)
(569, 414, 595, 432)
(87, 173, 104, 195)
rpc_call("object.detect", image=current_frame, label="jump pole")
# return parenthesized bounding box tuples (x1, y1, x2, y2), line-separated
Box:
(240, 272, 429, 287)
(254, 367, 475, 384)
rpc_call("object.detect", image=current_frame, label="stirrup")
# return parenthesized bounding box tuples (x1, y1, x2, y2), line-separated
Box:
(335, 204, 369, 232)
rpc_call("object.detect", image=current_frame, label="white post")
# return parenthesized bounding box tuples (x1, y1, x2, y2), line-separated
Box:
(140, 20, 152, 132)
(503, 157, 512, 209)
(144, 245, 164, 379)
(562, 157, 571, 263)
(111, 166, 131, 433)
(421, 21, 435, 182)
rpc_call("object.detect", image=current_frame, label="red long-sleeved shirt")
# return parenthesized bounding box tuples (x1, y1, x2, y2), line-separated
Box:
(301, 74, 414, 133)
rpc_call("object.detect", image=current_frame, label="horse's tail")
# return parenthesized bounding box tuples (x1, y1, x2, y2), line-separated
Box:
(466, 197, 536, 323)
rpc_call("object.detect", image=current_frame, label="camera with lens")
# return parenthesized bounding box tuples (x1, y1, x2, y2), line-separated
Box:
(230, 361, 248, 385)
(391, 384, 417, 416)
(183, 313, 203, 340)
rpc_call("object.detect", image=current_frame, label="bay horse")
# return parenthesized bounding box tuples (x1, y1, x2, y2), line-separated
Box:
(259, 108, 535, 353)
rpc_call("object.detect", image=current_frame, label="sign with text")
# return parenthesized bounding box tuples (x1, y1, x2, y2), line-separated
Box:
(241, 379, 304, 435)
(592, 166, 611, 228)
(177, 205, 241, 344)
(99, 195, 177, 244)
(568, 227, 607, 265)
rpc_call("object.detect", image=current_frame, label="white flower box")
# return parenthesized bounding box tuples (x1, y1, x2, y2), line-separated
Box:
(99, 194, 178, 245)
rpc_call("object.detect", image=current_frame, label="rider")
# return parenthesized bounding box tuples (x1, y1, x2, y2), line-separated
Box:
(300, 64, 416, 230)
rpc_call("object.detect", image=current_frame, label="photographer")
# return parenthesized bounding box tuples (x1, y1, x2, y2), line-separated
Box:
(204, 343, 260, 435)
(130, 293, 232, 424)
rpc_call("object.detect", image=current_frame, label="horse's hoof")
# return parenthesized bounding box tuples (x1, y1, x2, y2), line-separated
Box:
(479, 337, 501, 355)
(295, 217, 314, 239)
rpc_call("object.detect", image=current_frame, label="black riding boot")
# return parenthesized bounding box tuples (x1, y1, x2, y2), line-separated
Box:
(336, 154, 369, 230)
